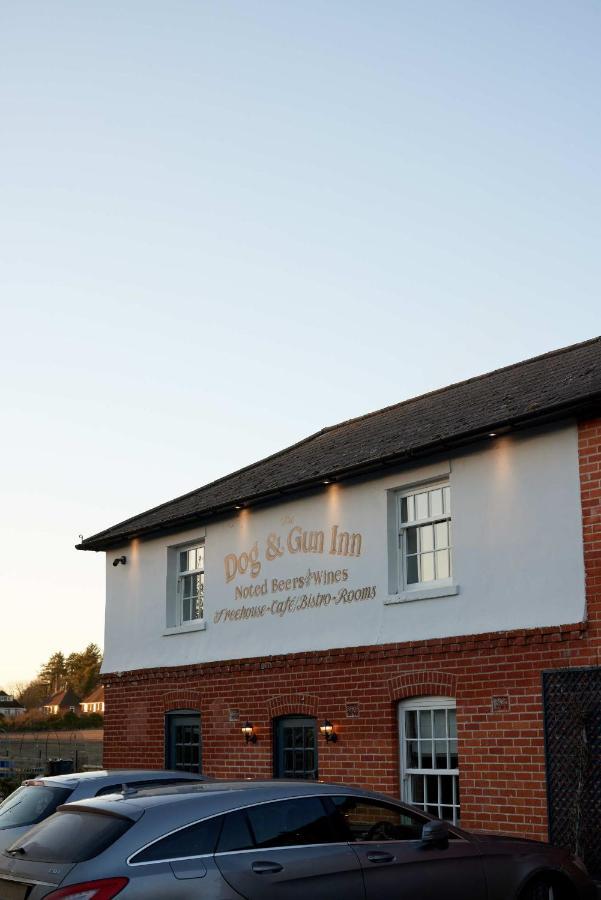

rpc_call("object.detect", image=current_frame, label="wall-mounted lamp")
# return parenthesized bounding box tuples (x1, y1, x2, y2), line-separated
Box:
(112, 556, 127, 567)
(322, 479, 331, 485)
(319, 720, 337, 742)
(488, 433, 497, 438)
(241, 722, 257, 744)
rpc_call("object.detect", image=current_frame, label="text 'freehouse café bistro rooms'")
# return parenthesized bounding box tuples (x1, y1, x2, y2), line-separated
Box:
(214, 522, 377, 625)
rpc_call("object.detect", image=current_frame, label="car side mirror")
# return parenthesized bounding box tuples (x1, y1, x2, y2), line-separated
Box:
(421, 820, 449, 849)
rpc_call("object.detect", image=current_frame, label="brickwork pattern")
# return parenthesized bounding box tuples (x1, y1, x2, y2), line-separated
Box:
(102, 417, 601, 842)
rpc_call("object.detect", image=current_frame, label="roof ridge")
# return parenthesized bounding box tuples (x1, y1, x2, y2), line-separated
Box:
(81, 424, 334, 543)
(319, 334, 601, 434)
(78, 334, 601, 550)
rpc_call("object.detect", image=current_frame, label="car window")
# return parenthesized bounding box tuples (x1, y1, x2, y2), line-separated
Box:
(329, 796, 427, 842)
(131, 815, 223, 863)
(0, 785, 73, 830)
(216, 810, 255, 853)
(7, 810, 133, 863)
(246, 797, 336, 849)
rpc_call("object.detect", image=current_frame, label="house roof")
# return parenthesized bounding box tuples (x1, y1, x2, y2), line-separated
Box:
(80, 685, 104, 705)
(0, 696, 25, 710)
(43, 689, 81, 709)
(77, 335, 601, 552)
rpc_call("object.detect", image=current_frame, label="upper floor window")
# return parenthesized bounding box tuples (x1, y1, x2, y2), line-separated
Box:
(398, 483, 451, 590)
(177, 544, 204, 624)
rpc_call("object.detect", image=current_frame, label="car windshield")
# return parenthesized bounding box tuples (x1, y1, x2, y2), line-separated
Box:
(7, 810, 133, 863)
(0, 785, 73, 830)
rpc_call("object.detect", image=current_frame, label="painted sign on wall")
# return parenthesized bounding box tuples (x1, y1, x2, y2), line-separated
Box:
(215, 519, 375, 625)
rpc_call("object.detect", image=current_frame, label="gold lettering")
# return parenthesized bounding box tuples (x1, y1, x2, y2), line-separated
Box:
(329, 524, 338, 554)
(287, 526, 303, 553)
(302, 530, 324, 554)
(348, 533, 362, 557)
(329, 525, 362, 557)
(224, 554, 238, 583)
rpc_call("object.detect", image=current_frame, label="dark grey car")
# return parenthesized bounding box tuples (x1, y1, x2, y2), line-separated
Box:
(0, 780, 595, 899)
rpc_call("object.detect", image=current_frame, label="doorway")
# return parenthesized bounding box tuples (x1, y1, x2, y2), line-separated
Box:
(165, 709, 201, 773)
(274, 716, 318, 779)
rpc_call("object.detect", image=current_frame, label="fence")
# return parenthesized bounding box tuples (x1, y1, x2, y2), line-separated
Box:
(0, 729, 103, 779)
(543, 667, 601, 881)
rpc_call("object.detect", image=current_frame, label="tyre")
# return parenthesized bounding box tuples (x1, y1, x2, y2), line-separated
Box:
(519, 875, 575, 900)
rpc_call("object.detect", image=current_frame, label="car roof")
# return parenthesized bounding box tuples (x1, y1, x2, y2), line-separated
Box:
(26, 769, 205, 788)
(58, 779, 395, 819)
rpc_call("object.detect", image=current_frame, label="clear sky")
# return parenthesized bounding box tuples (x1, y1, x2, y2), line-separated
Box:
(1, 1, 599, 687)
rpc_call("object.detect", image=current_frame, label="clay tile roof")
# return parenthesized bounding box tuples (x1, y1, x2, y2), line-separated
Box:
(77, 336, 601, 552)
(80, 686, 104, 705)
(44, 689, 81, 709)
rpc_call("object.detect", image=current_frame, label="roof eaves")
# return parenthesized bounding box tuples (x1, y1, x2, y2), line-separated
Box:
(77, 388, 601, 552)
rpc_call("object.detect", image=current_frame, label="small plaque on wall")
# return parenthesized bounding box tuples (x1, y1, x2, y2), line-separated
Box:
(345, 702, 360, 718)
(491, 695, 509, 713)
(228, 708, 240, 722)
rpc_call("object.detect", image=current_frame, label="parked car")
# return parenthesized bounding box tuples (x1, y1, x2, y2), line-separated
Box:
(0, 780, 595, 899)
(0, 769, 209, 854)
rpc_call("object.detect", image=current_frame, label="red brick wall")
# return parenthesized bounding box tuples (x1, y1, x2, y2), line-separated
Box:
(580, 418, 601, 638)
(102, 416, 601, 841)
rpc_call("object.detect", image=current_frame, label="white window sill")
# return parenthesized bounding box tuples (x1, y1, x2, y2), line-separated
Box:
(385, 584, 460, 605)
(163, 620, 207, 636)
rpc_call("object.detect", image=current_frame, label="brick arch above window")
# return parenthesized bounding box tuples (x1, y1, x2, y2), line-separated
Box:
(162, 690, 201, 713)
(387, 670, 457, 702)
(267, 693, 320, 720)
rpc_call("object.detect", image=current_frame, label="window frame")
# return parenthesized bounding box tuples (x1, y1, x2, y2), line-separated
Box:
(326, 795, 430, 843)
(397, 480, 453, 595)
(128, 795, 340, 866)
(398, 695, 460, 826)
(176, 542, 205, 626)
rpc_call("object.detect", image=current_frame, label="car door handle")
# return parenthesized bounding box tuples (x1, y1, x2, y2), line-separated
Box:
(366, 851, 395, 864)
(252, 860, 284, 874)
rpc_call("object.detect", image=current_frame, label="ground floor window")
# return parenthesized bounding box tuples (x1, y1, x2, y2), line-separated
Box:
(165, 710, 201, 773)
(274, 716, 318, 780)
(398, 695, 459, 824)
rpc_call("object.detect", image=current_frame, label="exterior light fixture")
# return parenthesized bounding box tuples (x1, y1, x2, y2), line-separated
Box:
(235, 505, 242, 510)
(488, 433, 497, 438)
(241, 722, 257, 744)
(112, 556, 127, 567)
(319, 720, 337, 743)
(323, 479, 331, 485)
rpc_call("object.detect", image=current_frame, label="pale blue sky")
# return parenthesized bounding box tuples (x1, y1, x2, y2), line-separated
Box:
(1, 1, 599, 685)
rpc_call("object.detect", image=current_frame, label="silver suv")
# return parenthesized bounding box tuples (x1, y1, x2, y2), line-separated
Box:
(0, 780, 596, 899)
(0, 770, 207, 854)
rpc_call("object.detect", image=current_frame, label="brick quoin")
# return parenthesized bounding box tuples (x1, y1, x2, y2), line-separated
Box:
(102, 417, 601, 842)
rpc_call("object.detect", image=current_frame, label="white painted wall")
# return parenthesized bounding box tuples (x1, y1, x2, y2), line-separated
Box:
(101, 423, 586, 674)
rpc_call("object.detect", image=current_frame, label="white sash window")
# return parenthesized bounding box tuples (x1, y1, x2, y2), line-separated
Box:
(399, 696, 460, 825)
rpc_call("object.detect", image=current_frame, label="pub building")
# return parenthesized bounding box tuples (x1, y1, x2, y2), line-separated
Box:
(77, 336, 601, 874)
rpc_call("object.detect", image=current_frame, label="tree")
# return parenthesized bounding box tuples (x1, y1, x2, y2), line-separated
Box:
(39, 652, 66, 695)
(65, 644, 102, 697)
(17, 679, 50, 710)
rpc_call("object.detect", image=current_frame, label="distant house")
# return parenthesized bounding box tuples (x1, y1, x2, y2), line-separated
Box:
(42, 689, 81, 715)
(79, 686, 104, 714)
(0, 690, 25, 719)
